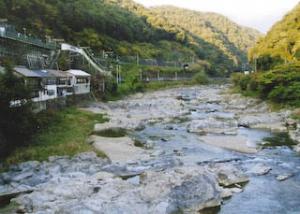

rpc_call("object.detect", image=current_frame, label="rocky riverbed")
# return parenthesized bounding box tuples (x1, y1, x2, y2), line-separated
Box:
(1, 85, 300, 214)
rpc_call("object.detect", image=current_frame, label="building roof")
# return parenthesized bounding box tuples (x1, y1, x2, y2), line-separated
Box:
(67, 69, 91, 77)
(33, 69, 56, 78)
(14, 67, 76, 79)
(47, 69, 72, 78)
(14, 66, 41, 78)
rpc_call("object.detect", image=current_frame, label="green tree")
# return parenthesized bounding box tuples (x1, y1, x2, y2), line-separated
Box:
(0, 62, 37, 157)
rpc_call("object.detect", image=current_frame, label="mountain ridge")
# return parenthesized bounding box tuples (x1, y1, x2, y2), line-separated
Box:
(0, 0, 261, 74)
(249, 2, 300, 70)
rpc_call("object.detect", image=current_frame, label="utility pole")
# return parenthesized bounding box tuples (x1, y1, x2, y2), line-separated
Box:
(136, 53, 139, 66)
(140, 69, 143, 81)
(254, 55, 257, 72)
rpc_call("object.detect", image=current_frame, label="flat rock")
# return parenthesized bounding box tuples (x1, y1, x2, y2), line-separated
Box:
(221, 187, 243, 198)
(199, 135, 258, 154)
(293, 144, 300, 153)
(208, 163, 249, 187)
(247, 163, 272, 176)
(276, 173, 293, 181)
(91, 135, 149, 163)
(188, 117, 238, 135)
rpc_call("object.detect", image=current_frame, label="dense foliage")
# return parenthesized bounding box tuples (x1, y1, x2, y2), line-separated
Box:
(151, 6, 261, 69)
(2, 108, 107, 166)
(0, 0, 260, 75)
(232, 63, 300, 106)
(233, 3, 300, 107)
(249, 3, 300, 71)
(0, 63, 37, 157)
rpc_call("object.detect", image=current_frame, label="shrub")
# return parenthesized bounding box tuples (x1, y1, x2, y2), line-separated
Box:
(232, 62, 300, 107)
(0, 63, 38, 157)
(192, 72, 209, 84)
(238, 75, 251, 91)
(231, 73, 243, 86)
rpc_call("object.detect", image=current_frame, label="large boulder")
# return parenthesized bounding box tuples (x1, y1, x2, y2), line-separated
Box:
(14, 166, 225, 214)
(207, 163, 249, 187)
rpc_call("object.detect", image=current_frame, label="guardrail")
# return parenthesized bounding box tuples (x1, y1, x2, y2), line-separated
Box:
(0, 30, 57, 50)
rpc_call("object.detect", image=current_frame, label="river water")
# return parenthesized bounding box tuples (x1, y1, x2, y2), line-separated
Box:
(129, 87, 300, 214)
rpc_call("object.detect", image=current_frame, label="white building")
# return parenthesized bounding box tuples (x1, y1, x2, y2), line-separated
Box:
(66, 69, 91, 95)
(33, 69, 58, 102)
(11, 67, 91, 110)
(47, 69, 73, 97)
(13, 67, 56, 102)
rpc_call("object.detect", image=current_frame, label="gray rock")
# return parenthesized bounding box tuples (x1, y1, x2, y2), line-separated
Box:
(18, 161, 40, 171)
(221, 187, 243, 199)
(247, 163, 272, 176)
(285, 118, 297, 129)
(276, 173, 293, 181)
(167, 175, 221, 213)
(11, 172, 34, 182)
(294, 144, 300, 153)
(209, 164, 249, 187)
(187, 117, 238, 135)
(150, 150, 166, 157)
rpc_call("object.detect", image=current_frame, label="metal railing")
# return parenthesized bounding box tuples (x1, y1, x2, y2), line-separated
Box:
(0, 30, 57, 50)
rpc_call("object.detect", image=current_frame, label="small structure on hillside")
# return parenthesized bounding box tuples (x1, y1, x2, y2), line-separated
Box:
(33, 69, 57, 101)
(14, 67, 47, 102)
(12, 67, 91, 110)
(47, 69, 73, 97)
(66, 69, 91, 95)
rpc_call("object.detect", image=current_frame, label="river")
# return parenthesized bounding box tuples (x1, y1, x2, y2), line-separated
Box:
(1, 85, 300, 213)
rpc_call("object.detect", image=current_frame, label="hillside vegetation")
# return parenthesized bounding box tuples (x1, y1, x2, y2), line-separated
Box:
(0, 0, 260, 75)
(249, 2, 300, 71)
(151, 6, 261, 67)
(233, 2, 300, 107)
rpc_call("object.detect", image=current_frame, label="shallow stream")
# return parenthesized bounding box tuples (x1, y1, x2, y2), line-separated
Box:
(130, 89, 300, 214)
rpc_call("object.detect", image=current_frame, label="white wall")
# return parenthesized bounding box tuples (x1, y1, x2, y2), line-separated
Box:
(73, 84, 90, 95)
(32, 85, 57, 102)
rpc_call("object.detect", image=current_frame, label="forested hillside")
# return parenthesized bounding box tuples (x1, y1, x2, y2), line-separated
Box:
(233, 2, 300, 107)
(249, 2, 300, 70)
(151, 6, 261, 66)
(0, 0, 260, 75)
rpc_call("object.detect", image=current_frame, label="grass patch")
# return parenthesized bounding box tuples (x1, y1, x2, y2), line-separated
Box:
(133, 139, 144, 148)
(291, 109, 300, 121)
(93, 128, 127, 138)
(262, 132, 297, 148)
(143, 80, 195, 92)
(1, 108, 108, 168)
(0, 201, 18, 214)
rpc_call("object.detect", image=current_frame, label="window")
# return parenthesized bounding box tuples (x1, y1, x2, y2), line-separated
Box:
(58, 78, 71, 85)
(76, 77, 89, 84)
(47, 90, 55, 96)
(46, 78, 56, 85)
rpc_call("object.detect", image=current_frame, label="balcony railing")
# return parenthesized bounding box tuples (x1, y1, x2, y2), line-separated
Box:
(0, 30, 57, 50)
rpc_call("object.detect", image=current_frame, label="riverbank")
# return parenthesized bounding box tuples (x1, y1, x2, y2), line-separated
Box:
(1, 108, 108, 169)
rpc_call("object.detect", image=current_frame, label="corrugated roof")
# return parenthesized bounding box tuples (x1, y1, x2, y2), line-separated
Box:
(47, 69, 72, 77)
(14, 66, 41, 78)
(33, 70, 55, 78)
(67, 69, 91, 77)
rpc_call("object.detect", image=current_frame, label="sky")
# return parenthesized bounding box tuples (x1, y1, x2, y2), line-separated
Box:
(133, 0, 299, 33)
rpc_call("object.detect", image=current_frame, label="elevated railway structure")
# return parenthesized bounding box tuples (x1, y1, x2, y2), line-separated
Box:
(0, 24, 111, 76)
(0, 24, 57, 69)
